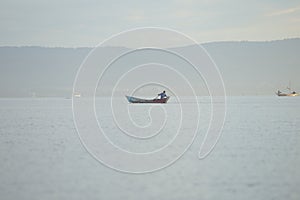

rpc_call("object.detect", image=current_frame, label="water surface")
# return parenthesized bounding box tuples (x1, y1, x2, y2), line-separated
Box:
(0, 96, 299, 200)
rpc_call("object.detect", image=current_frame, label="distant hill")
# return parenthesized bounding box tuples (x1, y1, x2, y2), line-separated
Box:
(202, 39, 300, 95)
(0, 38, 299, 97)
(0, 47, 90, 97)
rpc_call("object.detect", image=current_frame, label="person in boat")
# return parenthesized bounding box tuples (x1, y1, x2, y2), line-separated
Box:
(292, 91, 296, 94)
(158, 91, 167, 99)
(278, 90, 281, 94)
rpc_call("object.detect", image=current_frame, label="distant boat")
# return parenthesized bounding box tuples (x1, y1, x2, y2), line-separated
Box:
(276, 91, 299, 97)
(126, 95, 170, 104)
(73, 92, 81, 98)
(276, 81, 299, 97)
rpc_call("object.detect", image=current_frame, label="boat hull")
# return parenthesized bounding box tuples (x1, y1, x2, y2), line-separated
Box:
(126, 96, 170, 103)
(276, 92, 299, 97)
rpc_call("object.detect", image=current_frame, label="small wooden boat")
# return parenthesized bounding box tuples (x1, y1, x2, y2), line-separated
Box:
(276, 91, 299, 97)
(126, 95, 170, 103)
(276, 81, 299, 97)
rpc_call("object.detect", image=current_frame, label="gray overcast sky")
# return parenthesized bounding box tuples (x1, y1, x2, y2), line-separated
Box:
(1, 0, 300, 47)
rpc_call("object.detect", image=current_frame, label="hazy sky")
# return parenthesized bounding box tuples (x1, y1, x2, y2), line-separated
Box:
(1, 0, 300, 47)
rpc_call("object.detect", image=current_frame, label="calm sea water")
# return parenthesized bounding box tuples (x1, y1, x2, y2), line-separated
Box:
(0, 96, 299, 200)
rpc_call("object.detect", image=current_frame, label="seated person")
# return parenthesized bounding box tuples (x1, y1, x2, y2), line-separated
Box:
(158, 91, 167, 99)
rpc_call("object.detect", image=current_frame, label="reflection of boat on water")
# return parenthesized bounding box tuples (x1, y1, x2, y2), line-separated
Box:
(126, 95, 170, 104)
(276, 81, 299, 97)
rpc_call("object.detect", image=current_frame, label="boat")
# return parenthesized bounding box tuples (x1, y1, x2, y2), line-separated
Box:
(276, 91, 299, 97)
(276, 81, 299, 97)
(73, 92, 81, 98)
(126, 95, 170, 103)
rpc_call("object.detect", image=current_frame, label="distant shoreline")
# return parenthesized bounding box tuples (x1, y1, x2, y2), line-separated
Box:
(0, 38, 299, 49)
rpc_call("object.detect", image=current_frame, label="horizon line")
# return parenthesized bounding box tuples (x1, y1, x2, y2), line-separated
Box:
(0, 37, 299, 49)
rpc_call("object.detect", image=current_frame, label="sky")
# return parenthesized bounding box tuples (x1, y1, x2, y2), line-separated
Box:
(1, 0, 300, 47)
